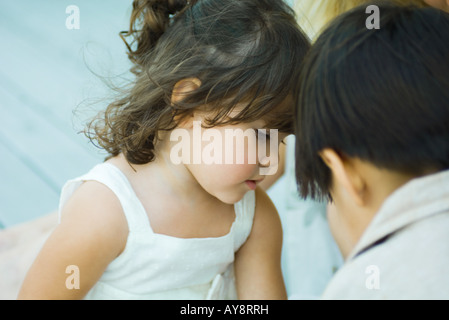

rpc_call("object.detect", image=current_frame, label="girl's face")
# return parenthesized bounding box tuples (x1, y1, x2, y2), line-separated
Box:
(170, 115, 286, 204)
(167, 79, 290, 204)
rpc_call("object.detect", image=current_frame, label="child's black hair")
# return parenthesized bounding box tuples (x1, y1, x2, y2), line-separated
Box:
(295, 2, 449, 200)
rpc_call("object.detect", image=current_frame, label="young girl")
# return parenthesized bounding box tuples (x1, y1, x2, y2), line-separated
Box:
(17, 0, 310, 299)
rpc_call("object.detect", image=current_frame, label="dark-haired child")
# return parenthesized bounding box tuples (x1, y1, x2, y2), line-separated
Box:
(295, 2, 449, 299)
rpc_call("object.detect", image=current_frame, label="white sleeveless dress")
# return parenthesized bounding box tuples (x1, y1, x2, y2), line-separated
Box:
(58, 162, 256, 300)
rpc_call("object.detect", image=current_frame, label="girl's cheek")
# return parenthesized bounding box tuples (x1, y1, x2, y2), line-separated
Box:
(228, 163, 259, 181)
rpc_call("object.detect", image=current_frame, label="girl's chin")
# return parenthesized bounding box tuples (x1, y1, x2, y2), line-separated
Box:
(213, 188, 248, 205)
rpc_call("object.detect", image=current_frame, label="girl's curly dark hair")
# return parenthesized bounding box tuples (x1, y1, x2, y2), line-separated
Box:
(86, 0, 310, 165)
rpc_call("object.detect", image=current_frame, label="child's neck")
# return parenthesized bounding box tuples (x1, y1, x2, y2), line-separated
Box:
(338, 164, 432, 258)
(113, 142, 225, 213)
(108, 148, 235, 239)
(155, 146, 217, 206)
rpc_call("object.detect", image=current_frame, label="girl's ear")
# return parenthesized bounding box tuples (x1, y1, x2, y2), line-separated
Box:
(319, 148, 367, 207)
(171, 78, 202, 105)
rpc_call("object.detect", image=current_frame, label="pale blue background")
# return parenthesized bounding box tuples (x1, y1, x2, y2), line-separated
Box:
(0, 1, 131, 227)
(0, 0, 295, 229)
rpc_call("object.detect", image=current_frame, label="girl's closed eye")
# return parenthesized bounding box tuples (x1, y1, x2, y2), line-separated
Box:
(255, 129, 287, 144)
(255, 128, 271, 140)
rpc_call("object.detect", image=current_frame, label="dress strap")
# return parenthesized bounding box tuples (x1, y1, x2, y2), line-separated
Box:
(58, 163, 151, 233)
(232, 190, 256, 252)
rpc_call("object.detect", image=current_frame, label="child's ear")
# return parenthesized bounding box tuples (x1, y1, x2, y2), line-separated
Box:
(171, 78, 202, 105)
(319, 148, 367, 207)
(171, 78, 202, 128)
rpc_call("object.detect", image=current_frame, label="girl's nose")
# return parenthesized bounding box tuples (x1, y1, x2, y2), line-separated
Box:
(258, 156, 270, 168)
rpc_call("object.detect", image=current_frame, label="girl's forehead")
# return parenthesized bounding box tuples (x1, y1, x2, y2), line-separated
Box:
(194, 91, 295, 133)
(234, 93, 294, 113)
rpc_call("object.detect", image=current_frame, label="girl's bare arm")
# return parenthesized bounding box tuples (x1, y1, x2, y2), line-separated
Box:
(17, 181, 128, 299)
(234, 187, 287, 300)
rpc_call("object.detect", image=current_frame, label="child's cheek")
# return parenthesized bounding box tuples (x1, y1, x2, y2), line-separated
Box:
(223, 163, 258, 183)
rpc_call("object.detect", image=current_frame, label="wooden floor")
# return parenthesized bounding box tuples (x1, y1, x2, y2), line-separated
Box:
(0, 1, 132, 228)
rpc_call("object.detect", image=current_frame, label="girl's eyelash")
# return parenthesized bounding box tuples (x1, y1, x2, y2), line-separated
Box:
(254, 129, 287, 144)
(254, 129, 271, 139)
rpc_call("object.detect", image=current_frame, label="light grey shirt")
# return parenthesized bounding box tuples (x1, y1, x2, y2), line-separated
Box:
(322, 169, 449, 300)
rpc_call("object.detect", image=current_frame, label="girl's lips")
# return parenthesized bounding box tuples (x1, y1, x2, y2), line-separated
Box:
(245, 179, 262, 190)
(245, 180, 257, 190)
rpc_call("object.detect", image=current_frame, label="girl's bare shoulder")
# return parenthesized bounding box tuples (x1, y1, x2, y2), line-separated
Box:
(59, 179, 129, 254)
(18, 180, 129, 299)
